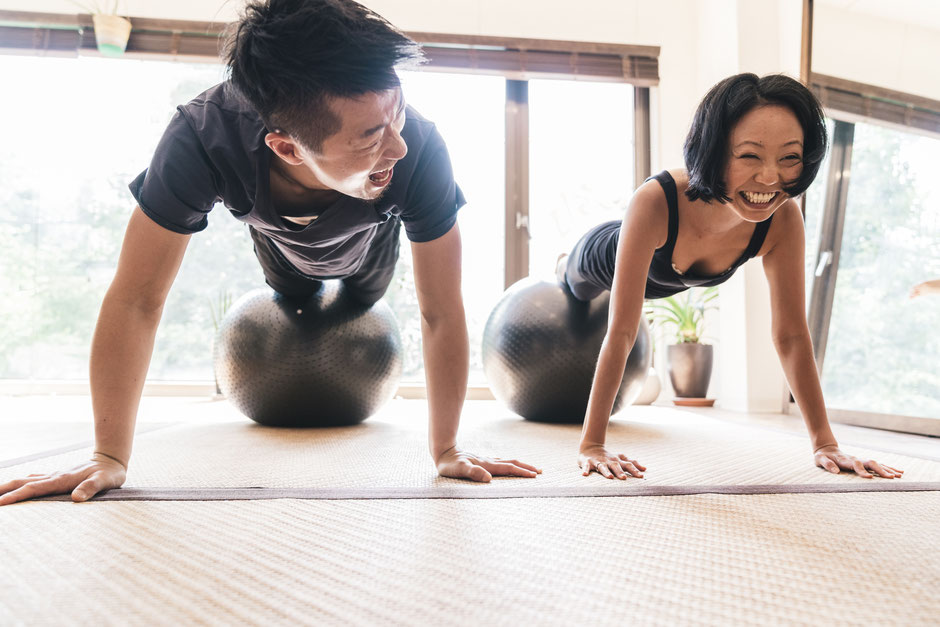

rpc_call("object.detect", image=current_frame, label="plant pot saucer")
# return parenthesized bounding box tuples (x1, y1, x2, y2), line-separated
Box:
(672, 397, 715, 407)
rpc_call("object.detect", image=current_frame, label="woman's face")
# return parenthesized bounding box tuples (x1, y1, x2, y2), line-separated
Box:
(722, 104, 804, 222)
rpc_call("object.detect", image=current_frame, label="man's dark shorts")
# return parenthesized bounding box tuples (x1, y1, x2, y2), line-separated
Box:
(250, 218, 402, 306)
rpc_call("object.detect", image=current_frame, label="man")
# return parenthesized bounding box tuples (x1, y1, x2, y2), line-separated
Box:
(910, 279, 940, 298)
(0, 0, 538, 506)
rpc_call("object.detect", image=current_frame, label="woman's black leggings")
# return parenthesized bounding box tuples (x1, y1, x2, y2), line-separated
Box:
(562, 219, 620, 302)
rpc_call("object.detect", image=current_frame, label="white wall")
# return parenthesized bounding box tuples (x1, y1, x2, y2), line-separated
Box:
(10, 0, 938, 101)
(680, 0, 801, 411)
(814, 1, 940, 101)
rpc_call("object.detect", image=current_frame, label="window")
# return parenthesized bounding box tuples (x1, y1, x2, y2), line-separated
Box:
(803, 119, 834, 308)
(528, 80, 635, 280)
(0, 55, 263, 381)
(388, 70, 506, 383)
(814, 121, 940, 419)
(0, 19, 654, 389)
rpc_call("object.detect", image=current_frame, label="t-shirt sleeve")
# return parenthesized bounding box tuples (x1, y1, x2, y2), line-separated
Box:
(128, 108, 222, 234)
(400, 125, 467, 243)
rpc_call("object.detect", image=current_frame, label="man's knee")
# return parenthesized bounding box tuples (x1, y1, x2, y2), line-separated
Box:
(268, 278, 323, 305)
(342, 281, 386, 307)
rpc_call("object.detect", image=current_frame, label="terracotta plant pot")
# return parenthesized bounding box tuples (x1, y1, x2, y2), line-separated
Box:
(667, 343, 713, 398)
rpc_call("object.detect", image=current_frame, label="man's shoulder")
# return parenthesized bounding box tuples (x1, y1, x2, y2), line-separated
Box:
(403, 103, 433, 126)
(176, 82, 266, 139)
(167, 82, 267, 181)
(180, 82, 255, 115)
(401, 105, 444, 150)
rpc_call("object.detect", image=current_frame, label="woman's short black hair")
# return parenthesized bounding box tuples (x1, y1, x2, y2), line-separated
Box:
(224, 0, 424, 153)
(683, 73, 828, 203)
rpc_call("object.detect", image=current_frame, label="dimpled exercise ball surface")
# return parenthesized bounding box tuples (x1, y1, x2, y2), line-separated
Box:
(214, 285, 402, 427)
(482, 278, 652, 423)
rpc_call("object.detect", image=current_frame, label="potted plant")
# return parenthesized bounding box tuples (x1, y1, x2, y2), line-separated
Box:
(646, 286, 718, 400)
(70, 1, 132, 57)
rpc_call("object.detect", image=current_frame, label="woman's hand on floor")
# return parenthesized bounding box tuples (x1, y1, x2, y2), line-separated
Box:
(814, 445, 903, 478)
(579, 445, 645, 479)
(0, 454, 127, 505)
(435, 447, 541, 483)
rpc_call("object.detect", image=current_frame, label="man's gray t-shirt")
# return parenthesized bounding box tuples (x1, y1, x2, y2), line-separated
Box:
(129, 83, 466, 279)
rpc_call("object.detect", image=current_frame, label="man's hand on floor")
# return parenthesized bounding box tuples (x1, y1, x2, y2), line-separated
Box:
(435, 446, 541, 482)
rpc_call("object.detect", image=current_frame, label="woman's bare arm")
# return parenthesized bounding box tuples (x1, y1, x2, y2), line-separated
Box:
(578, 181, 666, 479)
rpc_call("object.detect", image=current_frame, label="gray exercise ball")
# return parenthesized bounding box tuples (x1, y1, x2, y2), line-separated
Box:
(213, 284, 402, 427)
(482, 278, 652, 423)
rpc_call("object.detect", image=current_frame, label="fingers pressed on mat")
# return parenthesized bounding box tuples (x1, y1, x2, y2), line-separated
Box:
(621, 462, 644, 478)
(509, 459, 541, 473)
(468, 464, 492, 483)
(0, 478, 31, 494)
(608, 462, 627, 480)
(819, 458, 840, 473)
(0, 481, 47, 504)
(866, 461, 894, 478)
(619, 455, 646, 471)
(73, 473, 104, 501)
(486, 462, 537, 477)
(852, 460, 873, 478)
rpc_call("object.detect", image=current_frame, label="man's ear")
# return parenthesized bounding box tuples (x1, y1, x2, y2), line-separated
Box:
(264, 132, 306, 166)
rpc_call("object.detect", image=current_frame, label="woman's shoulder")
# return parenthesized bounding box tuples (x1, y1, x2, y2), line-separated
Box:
(758, 197, 804, 257)
(623, 171, 677, 249)
(635, 168, 688, 203)
(665, 168, 690, 188)
(630, 173, 669, 213)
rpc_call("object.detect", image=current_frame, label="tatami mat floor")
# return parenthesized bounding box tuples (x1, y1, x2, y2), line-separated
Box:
(1, 395, 937, 625)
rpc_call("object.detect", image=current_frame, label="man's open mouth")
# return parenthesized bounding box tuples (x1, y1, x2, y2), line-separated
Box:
(369, 168, 394, 186)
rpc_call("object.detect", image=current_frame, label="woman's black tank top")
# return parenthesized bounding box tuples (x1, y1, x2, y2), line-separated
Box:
(642, 170, 773, 298)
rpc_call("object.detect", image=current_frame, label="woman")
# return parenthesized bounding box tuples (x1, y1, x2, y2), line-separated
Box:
(559, 73, 902, 481)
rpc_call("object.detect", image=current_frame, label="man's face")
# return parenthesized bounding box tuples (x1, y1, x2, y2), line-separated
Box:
(297, 88, 408, 200)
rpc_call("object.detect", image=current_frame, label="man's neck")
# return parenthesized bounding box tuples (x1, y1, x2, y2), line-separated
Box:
(269, 159, 342, 214)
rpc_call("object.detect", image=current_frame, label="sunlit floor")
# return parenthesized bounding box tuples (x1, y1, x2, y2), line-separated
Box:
(1, 395, 938, 625)
(2, 393, 936, 464)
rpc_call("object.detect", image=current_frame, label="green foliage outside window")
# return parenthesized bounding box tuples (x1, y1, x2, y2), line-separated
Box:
(814, 124, 940, 418)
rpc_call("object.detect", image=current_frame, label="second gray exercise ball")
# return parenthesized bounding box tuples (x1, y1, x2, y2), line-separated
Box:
(482, 278, 652, 423)
(214, 284, 402, 427)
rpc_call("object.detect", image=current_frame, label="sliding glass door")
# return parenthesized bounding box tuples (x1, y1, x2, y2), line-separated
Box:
(806, 118, 940, 423)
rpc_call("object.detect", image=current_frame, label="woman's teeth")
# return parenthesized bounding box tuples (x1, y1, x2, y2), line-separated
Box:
(743, 191, 777, 204)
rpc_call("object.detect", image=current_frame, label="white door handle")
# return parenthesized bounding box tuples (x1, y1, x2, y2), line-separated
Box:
(814, 250, 832, 277)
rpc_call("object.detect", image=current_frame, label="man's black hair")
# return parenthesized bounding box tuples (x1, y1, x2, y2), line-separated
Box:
(224, 0, 424, 152)
(683, 73, 828, 203)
